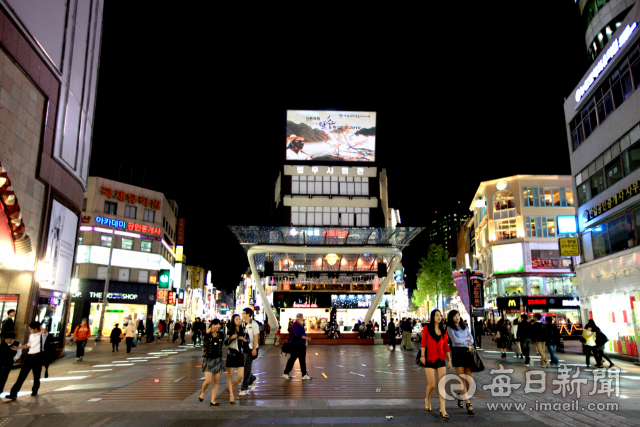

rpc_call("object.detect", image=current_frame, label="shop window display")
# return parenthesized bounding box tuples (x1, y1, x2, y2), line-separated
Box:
(591, 292, 640, 358)
(89, 303, 147, 336)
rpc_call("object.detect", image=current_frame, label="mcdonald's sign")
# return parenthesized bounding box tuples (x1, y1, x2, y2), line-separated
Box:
(508, 299, 517, 307)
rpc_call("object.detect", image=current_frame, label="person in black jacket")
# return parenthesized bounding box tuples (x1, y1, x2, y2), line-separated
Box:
(530, 314, 548, 368)
(1, 310, 15, 335)
(199, 319, 225, 406)
(593, 321, 614, 368)
(544, 317, 560, 366)
(110, 324, 122, 352)
(387, 318, 396, 350)
(0, 332, 20, 393)
(517, 314, 532, 366)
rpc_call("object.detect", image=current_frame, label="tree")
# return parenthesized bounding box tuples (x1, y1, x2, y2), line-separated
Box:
(412, 244, 456, 314)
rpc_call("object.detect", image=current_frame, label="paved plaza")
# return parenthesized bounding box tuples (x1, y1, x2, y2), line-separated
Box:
(0, 336, 638, 426)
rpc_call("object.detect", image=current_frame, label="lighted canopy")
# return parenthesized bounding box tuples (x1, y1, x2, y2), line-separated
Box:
(229, 226, 424, 329)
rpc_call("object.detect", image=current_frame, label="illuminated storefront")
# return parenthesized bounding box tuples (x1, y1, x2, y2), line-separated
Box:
(588, 292, 640, 358)
(69, 279, 156, 336)
(496, 296, 582, 330)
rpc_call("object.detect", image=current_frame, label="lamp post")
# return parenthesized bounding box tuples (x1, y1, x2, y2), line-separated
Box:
(96, 230, 114, 343)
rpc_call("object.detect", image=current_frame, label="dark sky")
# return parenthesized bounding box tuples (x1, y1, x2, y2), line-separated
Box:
(90, 2, 589, 291)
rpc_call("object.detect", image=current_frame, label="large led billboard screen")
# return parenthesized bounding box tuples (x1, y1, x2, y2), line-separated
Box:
(286, 110, 376, 162)
(492, 243, 524, 274)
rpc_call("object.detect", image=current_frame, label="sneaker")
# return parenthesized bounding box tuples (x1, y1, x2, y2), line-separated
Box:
(76, 358, 80, 361)
(79, 356, 83, 361)
(302, 374, 312, 380)
(239, 390, 250, 396)
(250, 378, 258, 391)
(545, 362, 551, 368)
(282, 373, 292, 379)
(524, 363, 530, 367)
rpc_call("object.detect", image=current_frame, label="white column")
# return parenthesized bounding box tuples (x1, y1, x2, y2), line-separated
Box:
(364, 254, 402, 324)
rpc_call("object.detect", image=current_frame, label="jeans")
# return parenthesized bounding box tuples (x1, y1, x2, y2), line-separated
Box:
(126, 337, 133, 353)
(585, 346, 602, 366)
(534, 341, 548, 366)
(76, 339, 88, 358)
(547, 344, 559, 365)
(521, 338, 531, 364)
(241, 351, 256, 391)
(10, 354, 42, 396)
(284, 344, 307, 376)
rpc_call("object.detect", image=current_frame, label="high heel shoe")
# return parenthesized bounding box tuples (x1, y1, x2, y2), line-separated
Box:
(210, 402, 219, 406)
(439, 408, 449, 419)
(466, 402, 474, 415)
(457, 399, 463, 408)
(230, 400, 235, 404)
(425, 398, 431, 411)
(198, 392, 204, 402)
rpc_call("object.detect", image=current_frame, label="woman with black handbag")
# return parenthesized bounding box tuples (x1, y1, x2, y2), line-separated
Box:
(446, 310, 475, 415)
(225, 314, 246, 404)
(418, 309, 452, 419)
(592, 321, 614, 368)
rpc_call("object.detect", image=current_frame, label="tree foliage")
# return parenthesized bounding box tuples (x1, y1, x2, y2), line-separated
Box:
(412, 244, 455, 310)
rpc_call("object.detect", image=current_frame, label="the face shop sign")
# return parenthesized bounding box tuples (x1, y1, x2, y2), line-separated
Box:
(72, 291, 139, 300)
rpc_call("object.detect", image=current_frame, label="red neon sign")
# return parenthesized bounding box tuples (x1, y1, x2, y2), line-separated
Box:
(322, 229, 348, 238)
(168, 291, 175, 305)
(528, 299, 546, 305)
(127, 222, 161, 235)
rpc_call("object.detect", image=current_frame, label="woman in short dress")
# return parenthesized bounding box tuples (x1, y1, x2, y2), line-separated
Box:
(199, 319, 225, 406)
(446, 310, 475, 415)
(420, 309, 452, 419)
(225, 314, 247, 404)
(495, 319, 508, 358)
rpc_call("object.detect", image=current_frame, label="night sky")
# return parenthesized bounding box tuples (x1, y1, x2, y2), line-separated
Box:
(89, 2, 589, 291)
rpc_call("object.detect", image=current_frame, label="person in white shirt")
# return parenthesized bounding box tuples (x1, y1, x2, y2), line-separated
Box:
(239, 308, 260, 395)
(6, 321, 45, 399)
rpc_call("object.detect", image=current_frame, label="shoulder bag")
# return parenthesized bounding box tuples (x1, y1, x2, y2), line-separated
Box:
(469, 341, 485, 372)
(415, 326, 428, 367)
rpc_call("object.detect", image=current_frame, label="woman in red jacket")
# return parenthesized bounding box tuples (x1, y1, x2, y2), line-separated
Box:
(420, 309, 452, 418)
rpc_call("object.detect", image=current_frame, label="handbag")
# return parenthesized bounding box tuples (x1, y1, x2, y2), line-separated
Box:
(494, 331, 501, 341)
(415, 325, 428, 367)
(281, 342, 293, 354)
(469, 348, 485, 372)
(119, 333, 124, 340)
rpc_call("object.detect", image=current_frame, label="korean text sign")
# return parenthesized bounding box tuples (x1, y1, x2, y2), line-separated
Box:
(286, 110, 376, 162)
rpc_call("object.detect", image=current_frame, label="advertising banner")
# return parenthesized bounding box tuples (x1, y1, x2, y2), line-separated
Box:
(286, 110, 376, 162)
(42, 200, 78, 293)
(191, 266, 200, 289)
(452, 271, 470, 314)
(532, 258, 571, 269)
(470, 272, 484, 317)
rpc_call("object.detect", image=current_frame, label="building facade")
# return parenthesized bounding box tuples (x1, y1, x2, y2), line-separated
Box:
(0, 0, 104, 354)
(566, 0, 640, 359)
(469, 175, 579, 323)
(71, 177, 178, 335)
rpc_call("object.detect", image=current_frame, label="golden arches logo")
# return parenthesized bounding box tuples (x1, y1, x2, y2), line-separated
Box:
(508, 300, 516, 307)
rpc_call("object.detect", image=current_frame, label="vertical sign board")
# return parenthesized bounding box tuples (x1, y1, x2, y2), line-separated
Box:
(177, 218, 185, 245)
(191, 266, 200, 289)
(42, 200, 79, 293)
(469, 272, 485, 317)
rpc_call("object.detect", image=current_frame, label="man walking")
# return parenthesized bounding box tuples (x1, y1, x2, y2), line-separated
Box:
(5, 321, 45, 399)
(387, 318, 396, 350)
(1, 309, 15, 335)
(517, 314, 532, 367)
(402, 318, 412, 350)
(73, 318, 91, 361)
(282, 313, 312, 380)
(545, 316, 560, 367)
(240, 308, 260, 395)
(531, 314, 548, 368)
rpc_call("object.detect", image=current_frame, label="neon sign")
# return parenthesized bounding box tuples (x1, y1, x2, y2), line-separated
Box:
(575, 22, 638, 103)
(562, 299, 580, 307)
(94, 216, 161, 235)
(528, 298, 546, 305)
(292, 302, 318, 308)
